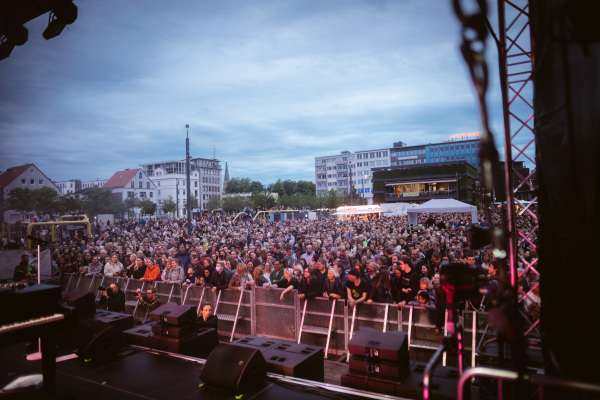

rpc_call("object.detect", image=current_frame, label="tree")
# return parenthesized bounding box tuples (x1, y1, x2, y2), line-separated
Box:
(6, 188, 32, 221)
(56, 194, 83, 215)
(138, 198, 157, 217)
(123, 194, 139, 219)
(281, 179, 297, 196)
(82, 187, 119, 215)
(297, 180, 316, 195)
(270, 179, 285, 197)
(30, 187, 59, 215)
(206, 195, 222, 212)
(221, 195, 248, 213)
(161, 197, 177, 215)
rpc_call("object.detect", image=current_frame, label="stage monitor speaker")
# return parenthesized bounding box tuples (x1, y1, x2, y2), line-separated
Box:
(62, 290, 95, 318)
(200, 343, 266, 393)
(74, 320, 124, 359)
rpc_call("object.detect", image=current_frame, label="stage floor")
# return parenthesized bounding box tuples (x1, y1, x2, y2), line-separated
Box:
(0, 342, 393, 400)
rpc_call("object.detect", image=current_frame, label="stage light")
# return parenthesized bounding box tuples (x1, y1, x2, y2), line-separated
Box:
(0, 25, 28, 61)
(42, 0, 78, 40)
(0, 40, 16, 61)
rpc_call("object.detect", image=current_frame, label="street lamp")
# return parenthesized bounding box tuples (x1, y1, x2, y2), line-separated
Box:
(362, 174, 370, 205)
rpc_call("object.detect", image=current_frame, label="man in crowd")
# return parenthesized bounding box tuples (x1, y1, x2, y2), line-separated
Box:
(346, 269, 368, 308)
(99, 283, 126, 313)
(136, 287, 162, 314)
(13, 254, 37, 282)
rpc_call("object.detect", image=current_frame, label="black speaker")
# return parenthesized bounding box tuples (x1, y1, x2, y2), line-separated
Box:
(62, 290, 96, 319)
(200, 343, 267, 393)
(73, 320, 124, 359)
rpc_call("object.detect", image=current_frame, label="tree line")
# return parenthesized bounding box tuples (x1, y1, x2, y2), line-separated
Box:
(218, 177, 358, 213)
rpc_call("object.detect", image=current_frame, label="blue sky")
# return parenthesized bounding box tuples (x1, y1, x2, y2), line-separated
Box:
(0, 0, 518, 186)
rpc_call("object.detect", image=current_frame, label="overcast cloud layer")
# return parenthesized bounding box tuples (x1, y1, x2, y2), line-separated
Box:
(0, 0, 513, 185)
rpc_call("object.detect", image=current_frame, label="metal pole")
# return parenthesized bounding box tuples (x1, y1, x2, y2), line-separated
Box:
(176, 180, 179, 218)
(186, 124, 191, 234)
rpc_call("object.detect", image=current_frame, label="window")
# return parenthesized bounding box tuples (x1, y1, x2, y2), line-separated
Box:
(139, 172, 142, 179)
(146, 182, 150, 189)
(30, 179, 34, 184)
(130, 182, 134, 188)
(139, 181, 143, 188)
(38, 179, 43, 184)
(21, 179, 25, 184)
(140, 192, 146, 198)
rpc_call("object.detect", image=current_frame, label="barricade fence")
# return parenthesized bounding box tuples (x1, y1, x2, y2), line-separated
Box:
(59, 273, 487, 360)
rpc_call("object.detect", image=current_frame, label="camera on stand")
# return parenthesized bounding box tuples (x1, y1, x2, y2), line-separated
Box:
(98, 285, 107, 292)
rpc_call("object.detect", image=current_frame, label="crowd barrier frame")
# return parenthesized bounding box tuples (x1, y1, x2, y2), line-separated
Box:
(60, 273, 493, 360)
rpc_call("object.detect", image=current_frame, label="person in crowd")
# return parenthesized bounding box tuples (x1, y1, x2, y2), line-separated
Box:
(103, 253, 124, 277)
(300, 245, 315, 266)
(163, 258, 184, 284)
(98, 283, 126, 313)
(313, 258, 328, 292)
(279, 267, 300, 300)
(13, 254, 37, 282)
(408, 290, 437, 310)
(322, 267, 343, 300)
(419, 277, 435, 300)
(270, 260, 284, 287)
(129, 256, 146, 279)
(87, 255, 103, 276)
(396, 256, 421, 307)
(367, 269, 395, 304)
(229, 262, 254, 291)
(183, 267, 198, 286)
(198, 302, 218, 330)
(135, 287, 162, 315)
(141, 258, 161, 282)
(253, 265, 269, 287)
(124, 253, 137, 276)
(346, 269, 368, 308)
(298, 266, 320, 300)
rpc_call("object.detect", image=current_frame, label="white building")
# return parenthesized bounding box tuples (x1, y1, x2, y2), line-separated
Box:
(103, 168, 158, 218)
(81, 179, 107, 190)
(0, 163, 60, 222)
(139, 158, 222, 216)
(315, 149, 390, 204)
(55, 179, 79, 195)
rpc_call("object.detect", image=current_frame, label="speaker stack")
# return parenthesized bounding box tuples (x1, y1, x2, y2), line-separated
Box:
(123, 302, 218, 358)
(233, 336, 324, 381)
(341, 327, 458, 399)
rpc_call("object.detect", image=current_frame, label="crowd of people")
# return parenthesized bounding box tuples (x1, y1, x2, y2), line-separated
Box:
(17, 208, 540, 324)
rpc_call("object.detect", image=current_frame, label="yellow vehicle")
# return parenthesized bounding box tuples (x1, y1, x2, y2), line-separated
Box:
(27, 220, 92, 249)
(60, 214, 89, 221)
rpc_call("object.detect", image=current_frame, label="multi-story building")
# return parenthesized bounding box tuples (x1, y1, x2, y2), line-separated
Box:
(139, 158, 222, 216)
(81, 179, 108, 190)
(315, 134, 481, 204)
(55, 179, 81, 195)
(103, 169, 158, 218)
(0, 163, 59, 222)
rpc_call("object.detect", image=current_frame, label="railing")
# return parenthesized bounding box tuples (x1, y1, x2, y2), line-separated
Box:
(61, 274, 489, 359)
(385, 189, 457, 200)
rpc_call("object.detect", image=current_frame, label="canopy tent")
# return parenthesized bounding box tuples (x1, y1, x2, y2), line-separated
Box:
(407, 199, 477, 226)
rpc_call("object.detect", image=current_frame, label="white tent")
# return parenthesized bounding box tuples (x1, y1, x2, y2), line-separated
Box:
(407, 199, 478, 226)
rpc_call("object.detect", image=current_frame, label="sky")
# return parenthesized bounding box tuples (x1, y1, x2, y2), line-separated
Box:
(0, 0, 522, 186)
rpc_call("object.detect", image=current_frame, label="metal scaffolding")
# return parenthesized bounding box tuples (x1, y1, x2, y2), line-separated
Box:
(496, 0, 538, 333)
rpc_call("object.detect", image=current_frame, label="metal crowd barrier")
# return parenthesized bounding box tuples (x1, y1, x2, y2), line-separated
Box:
(61, 274, 490, 359)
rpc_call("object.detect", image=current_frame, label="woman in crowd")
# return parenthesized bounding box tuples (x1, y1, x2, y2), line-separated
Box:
(298, 266, 320, 300)
(322, 267, 343, 300)
(367, 269, 395, 304)
(279, 267, 300, 300)
(228, 262, 254, 291)
(197, 302, 218, 330)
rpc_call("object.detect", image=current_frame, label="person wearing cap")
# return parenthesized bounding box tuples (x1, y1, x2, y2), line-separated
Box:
(13, 254, 37, 282)
(346, 269, 368, 308)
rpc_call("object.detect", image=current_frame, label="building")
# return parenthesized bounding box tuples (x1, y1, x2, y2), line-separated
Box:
(315, 134, 481, 204)
(139, 157, 222, 216)
(81, 179, 108, 191)
(0, 163, 59, 222)
(372, 161, 479, 204)
(55, 179, 81, 195)
(103, 168, 158, 218)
